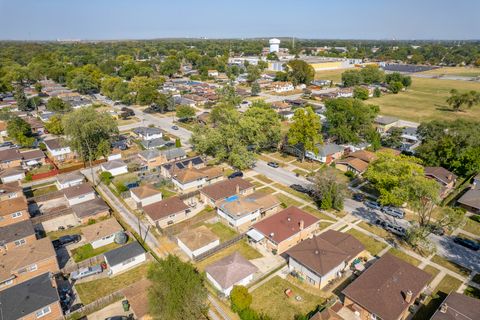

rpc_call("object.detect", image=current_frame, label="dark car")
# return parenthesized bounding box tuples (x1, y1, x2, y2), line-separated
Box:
(290, 184, 310, 194)
(453, 237, 480, 251)
(267, 161, 279, 168)
(53, 234, 81, 249)
(171, 125, 179, 130)
(228, 171, 243, 179)
(352, 193, 365, 202)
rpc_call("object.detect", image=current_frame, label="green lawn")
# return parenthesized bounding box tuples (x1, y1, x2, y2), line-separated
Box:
(47, 226, 84, 240)
(276, 193, 303, 208)
(420, 66, 480, 77)
(71, 242, 124, 263)
(254, 174, 274, 184)
(293, 168, 309, 177)
(423, 265, 441, 280)
(388, 248, 421, 266)
(292, 160, 323, 172)
(272, 183, 312, 202)
(257, 186, 276, 194)
(195, 240, 262, 271)
(462, 216, 480, 236)
(203, 222, 238, 242)
(75, 263, 151, 305)
(369, 77, 480, 122)
(251, 276, 325, 320)
(268, 152, 297, 163)
(157, 187, 177, 199)
(412, 275, 463, 320)
(431, 255, 471, 277)
(303, 206, 337, 222)
(464, 285, 480, 299)
(32, 184, 58, 197)
(346, 228, 387, 256)
(358, 221, 390, 239)
(314, 68, 347, 83)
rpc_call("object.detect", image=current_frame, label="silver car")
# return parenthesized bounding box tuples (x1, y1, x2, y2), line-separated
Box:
(382, 206, 405, 219)
(70, 265, 102, 281)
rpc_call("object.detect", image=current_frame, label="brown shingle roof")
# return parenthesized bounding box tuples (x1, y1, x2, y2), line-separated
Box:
(177, 225, 219, 252)
(205, 251, 258, 289)
(252, 207, 319, 244)
(287, 230, 365, 276)
(63, 183, 94, 199)
(337, 157, 369, 173)
(310, 308, 344, 320)
(342, 253, 431, 320)
(174, 166, 223, 184)
(200, 178, 254, 202)
(44, 138, 63, 150)
(217, 191, 280, 219)
(71, 197, 110, 218)
(81, 218, 122, 243)
(143, 196, 189, 221)
(430, 292, 480, 320)
(425, 167, 457, 186)
(0, 195, 27, 216)
(348, 150, 377, 163)
(130, 184, 161, 199)
(457, 188, 480, 210)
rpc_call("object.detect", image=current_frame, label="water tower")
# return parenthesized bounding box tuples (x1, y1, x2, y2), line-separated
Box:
(269, 38, 280, 53)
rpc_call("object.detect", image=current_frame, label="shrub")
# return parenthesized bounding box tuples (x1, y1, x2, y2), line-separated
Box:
(99, 171, 113, 184)
(230, 286, 252, 312)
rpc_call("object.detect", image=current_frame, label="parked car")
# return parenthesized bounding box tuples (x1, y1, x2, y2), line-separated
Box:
(382, 206, 405, 219)
(364, 200, 382, 211)
(228, 171, 243, 179)
(375, 219, 406, 237)
(453, 237, 480, 251)
(290, 184, 310, 195)
(267, 161, 279, 168)
(52, 234, 81, 249)
(352, 193, 365, 202)
(70, 265, 103, 281)
(171, 125, 179, 130)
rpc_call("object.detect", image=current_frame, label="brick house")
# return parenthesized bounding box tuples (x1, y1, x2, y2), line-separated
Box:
(0, 195, 29, 227)
(143, 196, 191, 228)
(200, 178, 254, 207)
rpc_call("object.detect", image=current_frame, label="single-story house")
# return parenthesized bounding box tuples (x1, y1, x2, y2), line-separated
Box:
(425, 167, 457, 198)
(44, 138, 73, 162)
(200, 178, 255, 207)
(138, 148, 186, 170)
(205, 251, 258, 296)
(0, 195, 29, 227)
(342, 253, 431, 320)
(63, 183, 95, 206)
(55, 172, 84, 190)
(0, 220, 36, 252)
(130, 184, 162, 209)
(0, 148, 45, 170)
(141, 137, 169, 150)
(171, 165, 224, 192)
(347, 150, 377, 164)
(161, 156, 205, 178)
(177, 225, 220, 259)
(248, 206, 320, 254)
(457, 187, 480, 214)
(0, 181, 22, 202)
(430, 292, 480, 320)
(336, 157, 369, 175)
(133, 127, 163, 141)
(271, 81, 294, 93)
(0, 166, 25, 183)
(143, 196, 191, 228)
(217, 191, 280, 229)
(287, 230, 365, 289)
(0, 273, 62, 320)
(82, 218, 123, 249)
(305, 143, 345, 164)
(71, 197, 110, 223)
(101, 160, 128, 176)
(374, 115, 399, 134)
(104, 241, 146, 275)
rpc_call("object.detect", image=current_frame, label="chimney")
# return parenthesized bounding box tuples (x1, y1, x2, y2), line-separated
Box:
(440, 303, 448, 313)
(404, 290, 413, 303)
(299, 220, 304, 230)
(187, 161, 193, 169)
(236, 184, 240, 194)
(270, 232, 275, 238)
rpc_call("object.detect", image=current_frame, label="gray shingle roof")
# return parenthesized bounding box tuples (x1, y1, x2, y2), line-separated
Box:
(133, 127, 162, 136)
(317, 143, 344, 157)
(141, 138, 168, 149)
(0, 273, 59, 320)
(0, 219, 35, 244)
(104, 241, 145, 267)
(159, 148, 186, 161)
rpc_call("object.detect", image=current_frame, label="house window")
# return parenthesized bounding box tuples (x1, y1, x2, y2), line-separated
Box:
(306, 275, 316, 285)
(122, 257, 135, 266)
(11, 211, 23, 218)
(14, 238, 26, 246)
(29, 264, 38, 272)
(0, 279, 14, 287)
(8, 193, 17, 198)
(35, 306, 51, 318)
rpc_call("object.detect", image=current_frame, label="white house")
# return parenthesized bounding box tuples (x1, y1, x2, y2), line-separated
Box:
(205, 251, 258, 296)
(271, 82, 294, 93)
(133, 127, 163, 141)
(82, 218, 123, 249)
(107, 152, 122, 161)
(177, 226, 220, 259)
(101, 160, 128, 177)
(208, 70, 219, 77)
(0, 167, 25, 183)
(130, 184, 162, 209)
(63, 183, 95, 206)
(55, 172, 84, 190)
(104, 241, 147, 275)
(44, 138, 72, 162)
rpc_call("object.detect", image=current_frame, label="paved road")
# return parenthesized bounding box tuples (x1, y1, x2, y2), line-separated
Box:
(252, 160, 309, 186)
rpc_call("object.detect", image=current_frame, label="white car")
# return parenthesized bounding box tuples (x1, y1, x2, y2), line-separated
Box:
(382, 206, 405, 219)
(70, 265, 102, 281)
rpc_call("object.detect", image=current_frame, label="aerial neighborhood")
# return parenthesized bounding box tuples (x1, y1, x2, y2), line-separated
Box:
(0, 5, 480, 320)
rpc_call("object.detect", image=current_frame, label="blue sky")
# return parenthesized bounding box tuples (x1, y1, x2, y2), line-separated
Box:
(0, 0, 479, 40)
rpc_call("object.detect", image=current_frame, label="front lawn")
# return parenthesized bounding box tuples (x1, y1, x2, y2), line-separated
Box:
(462, 216, 480, 235)
(423, 265, 441, 280)
(75, 263, 151, 305)
(251, 275, 325, 320)
(346, 228, 387, 256)
(195, 240, 262, 271)
(303, 206, 336, 222)
(358, 221, 390, 239)
(272, 183, 312, 202)
(388, 248, 421, 266)
(255, 174, 273, 184)
(431, 255, 471, 277)
(71, 242, 124, 263)
(276, 193, 303, 208)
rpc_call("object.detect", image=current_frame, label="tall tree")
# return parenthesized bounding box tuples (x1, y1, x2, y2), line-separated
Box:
(311, 167, 348, 210)
(287, 107, 322, 156)
(251, 81, 261, 96)
(14, 85, 30, 111)
(148, 255, 207, 320)
(46, 97, 71, 112)
(44, 115, 64, 135)
(176, 105, 196, 120)
(341, 69, 363, 87)
(353, 86, 369, 100)
(7, 116, 35, 147)
(286, 59, 315, 85)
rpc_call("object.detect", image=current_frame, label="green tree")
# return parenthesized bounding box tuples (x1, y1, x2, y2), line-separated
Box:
(287, 107, 322, 156)
(159, 56, 181, 77)
(311, 167, 348, 210)
(251, 81, 261, 96)
(381, 126, 403, 148)
(218, 84, 242, 106)
(266, 52, 279, 61)
(46, 97, 71, 112)
(388, 81, 403, 94)
(34, 82, 42, 93)
(373, 87, 381, 97)
(67, 64, 103, 94)
(175, 138, 182, 148)
(341, 69, 362, 87)
(360, 65, 384, 84)
(99, 171, 113, 184)
(129, 76, 161, 105)
(44, 115, 64, 135)
(353, 86, 369, 100)
(230, 286, 252, 312)
(286, 59, 315, 85)
(7, 116, 35, 147)
(148, 255, 207, 320)
(14, 85, 30, 111)
(246, 65, 261, 83)
(176, 105, 196, 120)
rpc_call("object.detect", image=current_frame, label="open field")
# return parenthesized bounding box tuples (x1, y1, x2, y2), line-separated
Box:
(370, 77, 480, 122)
(251, 275, 325, 320)
(314, 68, 352, 83)
(420, 67, 480, 77)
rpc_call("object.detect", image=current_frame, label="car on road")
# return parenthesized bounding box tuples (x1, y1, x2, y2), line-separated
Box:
(290, 184, 311, 195)
(382, 206, 405, 219)
(228, 171, 243, 179)
(374, 218, 406, 237)
(171, 125, 179, 130)
(453, 237, 480, 251)
(353, 193, 365, 202)
(52, 235, 81, 249)
(70, 265, 103, 281)
(267, 161, 280, 168)
(364, 200, 382, 211)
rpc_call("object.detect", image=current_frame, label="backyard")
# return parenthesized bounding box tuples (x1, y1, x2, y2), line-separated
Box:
(195, 240, 262, 271)
(71, 241, 125, 263)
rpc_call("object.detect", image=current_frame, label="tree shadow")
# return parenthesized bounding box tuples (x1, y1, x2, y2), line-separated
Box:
(434, 104, 456, 112)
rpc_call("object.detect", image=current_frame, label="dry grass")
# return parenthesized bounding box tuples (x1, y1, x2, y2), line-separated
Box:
(420, 67, 480, 77)
(431, 255, 471, 277)
(195, 240, 262, 271)
(388, 248, 421, 266)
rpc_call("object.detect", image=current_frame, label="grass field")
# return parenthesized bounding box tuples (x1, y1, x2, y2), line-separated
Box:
(276, 193, 303, 208)
(272, 183, 312, 202)
(346, 228, 387, 256)
(431, 255, 471, 277)
(462, 216, 480, 236)
(370, 77, 480, 122)
(251, 276, 325, 320)
(303, 206, 336, 222)
(203, 222, 238, 242)
(314, 68, 351, 83)
(423, 265, 441, 280)
(420, 67, 480, 77)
